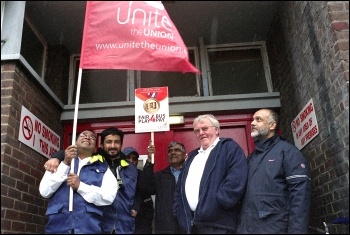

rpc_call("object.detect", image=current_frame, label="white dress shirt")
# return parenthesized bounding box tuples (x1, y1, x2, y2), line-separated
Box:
(39, 157, 118, 206)
(185, 137, 220, 211)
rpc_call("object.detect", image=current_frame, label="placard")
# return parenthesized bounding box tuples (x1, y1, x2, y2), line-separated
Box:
(135, 87, 169, 133)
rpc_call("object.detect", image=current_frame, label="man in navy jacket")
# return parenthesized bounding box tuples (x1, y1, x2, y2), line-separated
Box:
(40, 130, 118, 233)
(237, 109, 311, 234)
(173, 114, 248, 234)
(43, 127, 138, 234)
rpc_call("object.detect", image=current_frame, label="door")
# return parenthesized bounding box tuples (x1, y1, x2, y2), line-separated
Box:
(63, 114, 254, 171)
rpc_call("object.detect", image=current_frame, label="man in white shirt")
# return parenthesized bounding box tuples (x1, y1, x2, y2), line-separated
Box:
(39, 130, 118, 234)
(173, 114, 248, 234)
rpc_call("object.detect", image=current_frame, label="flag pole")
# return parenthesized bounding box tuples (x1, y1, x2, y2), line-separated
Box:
(69, 68, 83, 211)
(151, 131, 154, 164)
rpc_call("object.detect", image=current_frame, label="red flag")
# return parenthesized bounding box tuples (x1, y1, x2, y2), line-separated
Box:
(79, 1, 199, 74)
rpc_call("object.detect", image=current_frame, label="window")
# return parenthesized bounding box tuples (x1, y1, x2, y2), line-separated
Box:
(69, 47, 200, 104)
(69, 43, 272, 104)
(139, 47, 200, 97)
(20, 15, 47, 79)
(206, 42, 272, 96)
(69, 55, 128, 104)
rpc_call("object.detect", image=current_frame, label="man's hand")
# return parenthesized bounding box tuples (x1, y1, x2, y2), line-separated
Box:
(131, 209, 137, 217)
(147, 140, 155, 163)
(67, 173, 80, 190)
(44, 158, 60, 173)
(63, 145, 78, 166)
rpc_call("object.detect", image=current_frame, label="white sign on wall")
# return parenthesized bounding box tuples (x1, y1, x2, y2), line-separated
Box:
(18, 106, 60, 158)
(291, 99, 319, 150)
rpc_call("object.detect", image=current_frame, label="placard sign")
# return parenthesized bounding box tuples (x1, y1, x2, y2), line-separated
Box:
(291, 99, 319, 150)
(135, 87, 169, 133)
(18, 106, 60, 158)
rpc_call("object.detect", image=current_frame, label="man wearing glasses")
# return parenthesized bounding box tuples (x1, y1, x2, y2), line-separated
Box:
(43, 127, 139, 234)
(173, 114, 248, 234)
(39, 130, 118, 234)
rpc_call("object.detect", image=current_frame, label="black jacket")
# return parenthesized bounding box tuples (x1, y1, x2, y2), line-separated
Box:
(144, 162, 183, 234)
(133, 168, 155, 234)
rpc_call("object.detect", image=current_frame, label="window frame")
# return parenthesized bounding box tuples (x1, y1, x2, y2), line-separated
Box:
(21, 14, 47, 80)
(136, 46, 201, 98)
(69, 47, 201, 104)
(1, 1, 5, 32)
(205, 41, 273, 96)
(68, 54, 131, 105)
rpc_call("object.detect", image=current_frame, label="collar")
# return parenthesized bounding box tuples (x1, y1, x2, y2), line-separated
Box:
(170, 166, 182, 173)
(89, 154, 104, 163)
(254, 134, 279, 153)
(198, 137, 220, 153)
(97, 147, 128, 166)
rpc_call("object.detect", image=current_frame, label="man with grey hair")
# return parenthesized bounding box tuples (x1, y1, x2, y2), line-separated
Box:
(237, 108, 311, 234)
(173, 114, 248, 234)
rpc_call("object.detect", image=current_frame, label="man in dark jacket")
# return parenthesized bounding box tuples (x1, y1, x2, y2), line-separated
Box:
(173, 114, 248, 234)
(98, 127, 138, 234)
(145, 141, 187, 234)
(237, 109, 311, 234)
(123, 146, 155, 234)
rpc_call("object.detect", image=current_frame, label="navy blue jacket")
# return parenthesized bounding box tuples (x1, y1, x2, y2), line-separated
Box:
(237, 135, 311, 234)
(50, 149, 138, 234)
(173, 138, 248, 233)
(45, 157, 109, 233)
(102, 150, 138, 234)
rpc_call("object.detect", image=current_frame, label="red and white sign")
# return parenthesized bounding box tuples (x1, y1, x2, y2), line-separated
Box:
(79, 1, 199, 74)
(135, 86, 169, 133)
(291, 99, 319, 150)
(18, 106, 60, 158)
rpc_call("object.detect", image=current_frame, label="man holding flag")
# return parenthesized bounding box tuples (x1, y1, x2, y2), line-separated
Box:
(43, 128, 139, 234)
(39, 130, 118, 234)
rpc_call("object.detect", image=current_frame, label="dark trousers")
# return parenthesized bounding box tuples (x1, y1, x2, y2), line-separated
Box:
(135, 200, 154, 234)
(192, 225, 235, 234)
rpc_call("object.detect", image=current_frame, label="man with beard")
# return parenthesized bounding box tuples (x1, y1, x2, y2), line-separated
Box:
(237, 109, 311, 234)
(97, 127, 138, 234)
(43, 127, 138, 234)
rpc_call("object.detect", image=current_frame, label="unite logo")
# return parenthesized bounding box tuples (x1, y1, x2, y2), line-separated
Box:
(116, 1, 173, 32)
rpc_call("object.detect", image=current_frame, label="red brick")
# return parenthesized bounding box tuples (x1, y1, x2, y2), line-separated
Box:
(331, 22, 349, 31)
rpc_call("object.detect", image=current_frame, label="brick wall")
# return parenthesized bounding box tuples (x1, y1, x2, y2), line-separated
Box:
(1, 61, 63, 233)
(266, 1, 349, 233)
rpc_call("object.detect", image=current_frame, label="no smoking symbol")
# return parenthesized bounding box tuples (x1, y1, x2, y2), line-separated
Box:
(22, 116, 33, 140)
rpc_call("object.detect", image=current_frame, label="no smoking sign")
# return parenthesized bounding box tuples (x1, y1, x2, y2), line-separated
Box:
(18, 106, 60, 158)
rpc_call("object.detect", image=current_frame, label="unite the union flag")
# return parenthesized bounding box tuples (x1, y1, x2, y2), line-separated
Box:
(79, 1, 200, 74)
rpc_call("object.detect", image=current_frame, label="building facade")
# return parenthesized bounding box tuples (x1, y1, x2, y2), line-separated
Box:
(1, 1, 348, 233)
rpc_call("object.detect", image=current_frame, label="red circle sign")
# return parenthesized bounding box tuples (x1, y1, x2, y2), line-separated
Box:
(22, 116, 33, 140)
